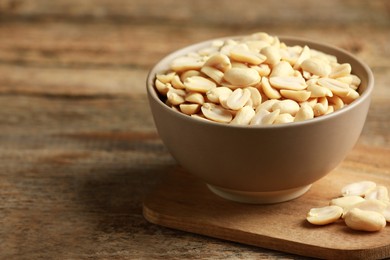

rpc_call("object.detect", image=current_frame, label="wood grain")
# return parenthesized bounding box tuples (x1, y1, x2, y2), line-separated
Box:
(144, 145, 390, 260)
(0, 0, 389, 259)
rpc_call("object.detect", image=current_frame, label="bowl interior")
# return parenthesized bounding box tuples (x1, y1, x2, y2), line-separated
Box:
(146, 35, 374, 203)
(147, 35, 374, 129)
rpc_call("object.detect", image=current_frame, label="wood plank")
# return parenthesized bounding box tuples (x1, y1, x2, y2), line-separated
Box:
(0, 22, 389, 69)
(1, 0, 388, 28)
(143, 145, 390, 259)
(0, 23, 389, 100)
(0, 64, 147, 96)
(0, 1, 388, 259)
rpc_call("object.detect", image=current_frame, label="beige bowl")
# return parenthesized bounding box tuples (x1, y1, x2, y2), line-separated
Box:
(146, 35, 374, 204)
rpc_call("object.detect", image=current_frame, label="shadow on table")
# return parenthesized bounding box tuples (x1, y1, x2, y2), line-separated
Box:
(74, 163, 177, 233)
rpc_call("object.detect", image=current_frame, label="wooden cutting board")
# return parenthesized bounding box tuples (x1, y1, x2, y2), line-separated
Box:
(143, 145, 390, 259)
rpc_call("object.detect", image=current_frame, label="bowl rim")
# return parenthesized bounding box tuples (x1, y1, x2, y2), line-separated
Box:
(146, 34, 374, 129)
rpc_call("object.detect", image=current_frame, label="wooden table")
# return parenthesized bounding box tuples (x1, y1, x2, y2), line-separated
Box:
(0, 1, 389, 259)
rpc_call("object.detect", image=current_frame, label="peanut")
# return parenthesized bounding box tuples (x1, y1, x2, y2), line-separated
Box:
(365, 186, 389, 201)
(230, 106, 256, 125)
(280, 89, 311, 102)
(155, 79, 171, 95)
(184, 76, 216, 93)
(271, 100, 300, 116)
(352, 200, 388, 214)
(330, 195, 366, 213)
(171, 75, 185, 89)
(269, 76, 307, 91)
(206, 87, 233, 104)
(274, 113, 294, 124)
(301, 58, 332, 77)
(226, 88, 251, 110)
(156, 72, 176, 83)
(269, 61, 295, 77)
(327, 95, 344, 111)
(330, 63, 352, 78)
(341, 181, 376, 197)
(201, 66, 224, 84)
(155, 32, 362, 125)
(167, 89, 186, 105)
(203, 53, 231, 72)
(313, 97, 328, 117)
(344, 208, 386, 232)
(230, 47, 267, 65)
(201, 103, 232, 123)
(307, 180, 390, 232)
(180, 104, 201, 115)
(185, 92, 205, 105)
(260, 46, 281, 66)
(251, 64, 271, 77)
(250, 109, 280, 125)
(256, 99, 279, 112)
(293, 45, 311, 69)
(180, 70, 201, 82)
(246, 40, 270, 52)
(294, 104, 314, 122)
(261, 77, 282, 99)
(318, 77, 350, 97)
(171, 56, 204, 72)
(224, 67, 261, 87)
(306, 81, 333, 98)
(306, 206, 343, 225)
(246, 87, 262, 109)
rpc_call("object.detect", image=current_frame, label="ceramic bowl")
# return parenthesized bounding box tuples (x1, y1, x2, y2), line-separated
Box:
(146, 35, 374, 204)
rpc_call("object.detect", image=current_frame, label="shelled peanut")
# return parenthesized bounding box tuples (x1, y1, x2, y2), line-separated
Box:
(306, 181, 390, 232)
(154, 32, 362, 125)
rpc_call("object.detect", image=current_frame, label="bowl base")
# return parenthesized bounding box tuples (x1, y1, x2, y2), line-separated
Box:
(207, 184, 312, 204)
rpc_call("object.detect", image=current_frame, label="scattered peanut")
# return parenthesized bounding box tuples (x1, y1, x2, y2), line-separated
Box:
(330, 195, 366, 213)
(352, 200, 388, 215)
(307, 180, 389, 232)
(344, 208, 386, 232)
(341, 181, 376, 197)
(154, 32, 361, 125)
(306, 206, 343, 225)
(365, 185, 390, 201)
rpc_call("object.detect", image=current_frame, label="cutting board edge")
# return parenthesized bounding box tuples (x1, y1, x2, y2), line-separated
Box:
(143, 198, 390, 260)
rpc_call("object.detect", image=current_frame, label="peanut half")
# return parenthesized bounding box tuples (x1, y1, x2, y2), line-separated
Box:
(306, 206, 343, 225)
(344, 208, 386, 232)
(154, 32, 362, 125)
(341, 181, 376, 197)
(307, 180, 389, 232)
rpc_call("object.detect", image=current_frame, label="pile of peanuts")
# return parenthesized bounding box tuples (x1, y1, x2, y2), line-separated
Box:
(307, 181, 390, 232)
(154, 32, 361, 125)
